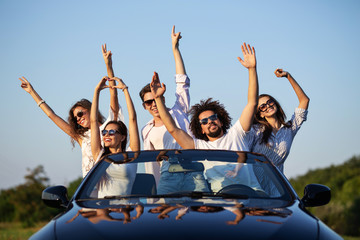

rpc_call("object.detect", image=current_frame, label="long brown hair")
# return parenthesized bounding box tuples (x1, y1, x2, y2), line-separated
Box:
(103, 120, 128, 155)
(254, 94, 291, 146)
(189, 98, 232, 141)
(68, 99, 105, 147)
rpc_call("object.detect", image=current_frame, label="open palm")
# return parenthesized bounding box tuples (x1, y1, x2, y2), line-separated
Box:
(237, 43, 256, 69)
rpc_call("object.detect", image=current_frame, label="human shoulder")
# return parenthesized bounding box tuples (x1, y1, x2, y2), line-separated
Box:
(141, 119, 155, 132)
(227, 119, 247, 136)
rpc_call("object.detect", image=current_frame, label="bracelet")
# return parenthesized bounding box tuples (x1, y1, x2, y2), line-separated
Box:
(37, 100, 45, 107)
(122, 86, 128, 92)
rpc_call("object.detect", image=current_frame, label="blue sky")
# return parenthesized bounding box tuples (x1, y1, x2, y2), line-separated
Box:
(1, 0, 359, 189)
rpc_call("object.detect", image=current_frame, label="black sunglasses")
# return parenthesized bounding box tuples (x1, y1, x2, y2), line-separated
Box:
(101, 129, 121, 136)
(199, 114, 218, 125)
(74, 110, 85, 119)
(143, 99, 156, 107)
(258, 99, 275, 112)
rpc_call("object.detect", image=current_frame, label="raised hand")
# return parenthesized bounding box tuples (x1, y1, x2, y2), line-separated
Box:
(237, 43, 256, 69)
(109, 77, 127, 90)
(274, 68, 289, 78)
(96, 76, 110, 91)
(171, 25, 182, 48)
(18, 76, 34, 93)
(101, 44, 112, 65)
(150, 72, 166, 98)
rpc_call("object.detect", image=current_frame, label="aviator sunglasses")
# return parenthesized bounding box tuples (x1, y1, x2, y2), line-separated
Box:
(101, 129, 121, 136)
(143, 99, 156, 107)
(258, 99, 275, 112)
(199, 114, 218, 125)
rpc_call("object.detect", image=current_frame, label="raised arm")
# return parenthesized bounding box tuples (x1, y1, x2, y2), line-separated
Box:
(102, 44, 120, 119)
(150, 72, 195, 149)
(172, 25, 186, 75)
(172, 25, 191, 114)
(91, 77, 109, 160)
(237, 43, 259, 132)
(110, 77, 140, 152)
(18, 77, 80, 144)
(274, 69, 310, 110)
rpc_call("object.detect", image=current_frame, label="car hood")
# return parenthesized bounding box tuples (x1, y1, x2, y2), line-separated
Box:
(34, 198, 329, 240)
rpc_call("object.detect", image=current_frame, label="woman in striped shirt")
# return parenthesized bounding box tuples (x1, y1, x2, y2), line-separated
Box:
(248, 68, 310, 174)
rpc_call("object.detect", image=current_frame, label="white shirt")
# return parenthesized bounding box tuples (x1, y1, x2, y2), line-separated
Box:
(147, 125, 180, 149)
(248, 108, 308, 173)
(97, 156, 137, 198)
(194, 120, 249, 151)
(142, 74, 192, 184)
(81, 108, 124, 178)
(201, 161, 262, 192)
(194, 120, 252, 192)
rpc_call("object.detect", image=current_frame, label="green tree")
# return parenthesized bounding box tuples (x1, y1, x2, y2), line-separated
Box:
(67, 177, 82, 199)
(290, 155, 360, 237)
(0, 165, 59, 227)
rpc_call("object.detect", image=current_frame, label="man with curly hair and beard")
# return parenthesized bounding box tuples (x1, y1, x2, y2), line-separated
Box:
(149, 43, 260, 193)
(150, 42, 258, 151)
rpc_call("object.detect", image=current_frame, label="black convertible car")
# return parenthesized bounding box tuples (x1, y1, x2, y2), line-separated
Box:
(30, 150, 342, 240)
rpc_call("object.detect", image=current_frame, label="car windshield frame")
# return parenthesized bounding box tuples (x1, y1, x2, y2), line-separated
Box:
(74, 150, 296, 203)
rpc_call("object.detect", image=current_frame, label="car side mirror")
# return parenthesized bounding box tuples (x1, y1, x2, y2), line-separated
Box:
(301, 184, 331, 207)
(42, 185, 69, 209)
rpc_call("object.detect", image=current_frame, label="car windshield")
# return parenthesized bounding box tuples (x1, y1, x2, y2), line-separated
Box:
(76, 150, 293, 202)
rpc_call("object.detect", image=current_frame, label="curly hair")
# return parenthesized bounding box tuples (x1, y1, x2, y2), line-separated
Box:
(189, 98, 232, 141)
(253, 94, 291, 146)
(102, 120, 128, 155)
(68, 99, 105, 147)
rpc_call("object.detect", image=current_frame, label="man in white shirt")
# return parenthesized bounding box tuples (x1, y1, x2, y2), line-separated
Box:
(150, 42, 258, 151)
(139, 26, 193, 185)
(150, 43, 259, 192)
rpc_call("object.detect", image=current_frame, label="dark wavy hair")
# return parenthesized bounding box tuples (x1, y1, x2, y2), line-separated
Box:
(68, 99, 105, 147)
(189, 98, 232, 141)
(253, 94, 291, 146)
(102, 120, 128, 155)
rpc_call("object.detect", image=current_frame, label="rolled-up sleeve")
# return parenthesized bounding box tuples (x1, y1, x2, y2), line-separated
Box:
(173, 74, 190, 114)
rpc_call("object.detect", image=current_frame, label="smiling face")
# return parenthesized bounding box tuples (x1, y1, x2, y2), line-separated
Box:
(102, 123, 125, 150)
(198, 110, 223, 139)
(142, 92, 165, 119)
(258, 96, 278, 119)
(73, 107, 90, 129)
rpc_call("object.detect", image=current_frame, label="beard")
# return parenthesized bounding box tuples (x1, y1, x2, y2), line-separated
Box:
(207, 124, 223, 138)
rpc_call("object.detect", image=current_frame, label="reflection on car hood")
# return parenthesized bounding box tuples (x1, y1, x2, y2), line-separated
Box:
(51, 199, 320, 240)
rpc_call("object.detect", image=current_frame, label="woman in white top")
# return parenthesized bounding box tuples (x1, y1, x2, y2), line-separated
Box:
(18, 44, 123, 177)
(249, 68, 310, 173)
(91, 76, 140, 197)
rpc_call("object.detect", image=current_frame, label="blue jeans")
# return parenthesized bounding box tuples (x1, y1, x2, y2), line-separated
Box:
(157, 171, 210, 194)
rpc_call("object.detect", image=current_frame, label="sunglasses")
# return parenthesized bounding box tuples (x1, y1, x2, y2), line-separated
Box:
(101, 129, 121, 136)
(74, 110, 85, 118)
(143, 99, 156, 107)
(258, 99, 275, 112)
(199, 114, 218, 125)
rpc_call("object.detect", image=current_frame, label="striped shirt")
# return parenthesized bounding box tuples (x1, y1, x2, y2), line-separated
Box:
(248, 108, 308, 173)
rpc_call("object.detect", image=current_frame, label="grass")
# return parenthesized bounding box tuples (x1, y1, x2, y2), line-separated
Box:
(0, 222, 46, 240)
(343, 237, 360, 240)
